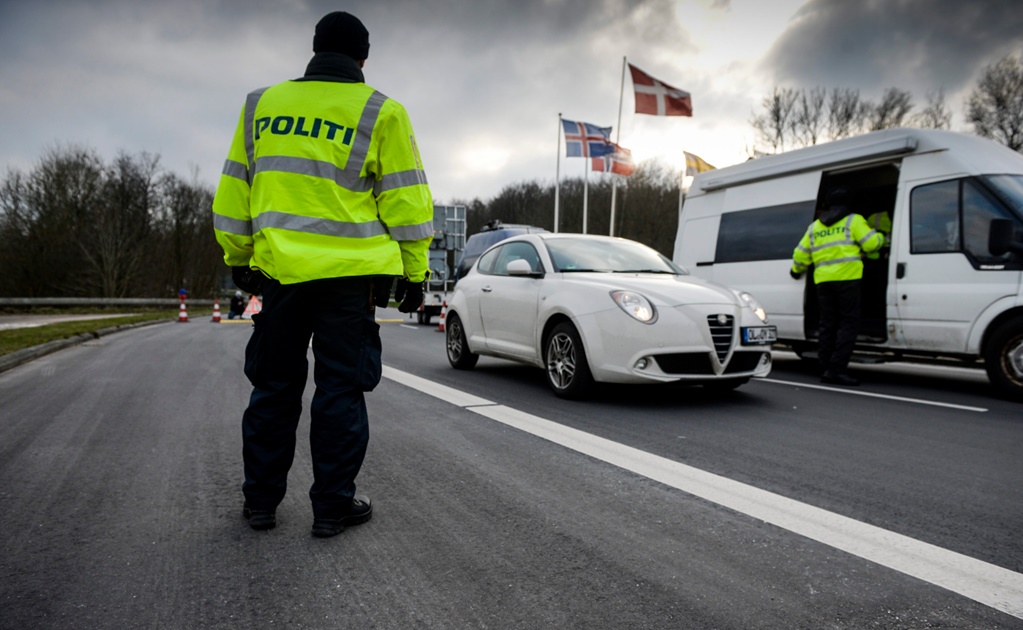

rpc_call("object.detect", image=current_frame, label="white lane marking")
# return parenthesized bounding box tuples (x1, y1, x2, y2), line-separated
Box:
(383, 365, 1023, 619)
(382, 365, 495, 407)
(758, 378, 988, 413)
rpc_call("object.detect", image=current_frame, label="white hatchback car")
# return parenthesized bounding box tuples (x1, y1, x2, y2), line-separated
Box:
(445, 233, 776, 398)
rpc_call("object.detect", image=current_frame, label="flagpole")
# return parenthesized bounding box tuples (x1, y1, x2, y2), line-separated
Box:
(610, 56, 626, 237)
(555, 113, 563, 233)
(583, 157, 589, 234)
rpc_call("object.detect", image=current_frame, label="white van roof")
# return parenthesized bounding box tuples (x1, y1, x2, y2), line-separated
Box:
(692, 128, 1023, 195)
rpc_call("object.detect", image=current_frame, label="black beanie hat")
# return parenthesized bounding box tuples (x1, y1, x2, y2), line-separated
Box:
(313, 11, 370, 60)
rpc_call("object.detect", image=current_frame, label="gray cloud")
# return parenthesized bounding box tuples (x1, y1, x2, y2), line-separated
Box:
(763, 0, 1023, 97)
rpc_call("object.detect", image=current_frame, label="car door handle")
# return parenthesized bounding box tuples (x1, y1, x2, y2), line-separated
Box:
(896, 262, 906, 279)
(482, 286, 492, 293)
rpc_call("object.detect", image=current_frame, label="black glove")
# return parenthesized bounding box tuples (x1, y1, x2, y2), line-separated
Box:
(232, 266, 266, 295)
(393, 278, 425, 313)
(789, 269, 803, 280)
(372, 277, 394, 308)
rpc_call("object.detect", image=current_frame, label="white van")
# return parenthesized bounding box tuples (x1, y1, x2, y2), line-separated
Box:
(673, 128, 1023, 400)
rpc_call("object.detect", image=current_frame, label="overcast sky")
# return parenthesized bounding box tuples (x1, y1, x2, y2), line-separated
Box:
(1, 0, 1022, 204)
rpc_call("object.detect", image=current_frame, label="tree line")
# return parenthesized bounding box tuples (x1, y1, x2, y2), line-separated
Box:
(0, 146, 221, 299)
(3, 52, 1020, 298)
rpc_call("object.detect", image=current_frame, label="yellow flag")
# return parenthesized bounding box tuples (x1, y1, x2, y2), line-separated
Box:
(684, 151, 715, 177)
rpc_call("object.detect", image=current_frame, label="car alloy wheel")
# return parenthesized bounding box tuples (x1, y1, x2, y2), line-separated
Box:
(446, 313, 478, 370)
(544, 322, 593, 399)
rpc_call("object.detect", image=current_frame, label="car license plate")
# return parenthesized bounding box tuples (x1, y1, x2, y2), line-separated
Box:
(742, 326, 777, 345)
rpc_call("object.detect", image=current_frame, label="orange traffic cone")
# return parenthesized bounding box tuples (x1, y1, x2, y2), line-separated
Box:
(436, 301, 447, 333)
(211, 299, 222, 323)
(242, 295, 262, 319)
(178, 299, 189, 323)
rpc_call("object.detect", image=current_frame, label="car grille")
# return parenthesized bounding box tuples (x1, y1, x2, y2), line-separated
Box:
(706, 314, 734, 362)
(654, 353, 713, 375)
(653, 351, 765, 376)
(724, 352, 766, 374)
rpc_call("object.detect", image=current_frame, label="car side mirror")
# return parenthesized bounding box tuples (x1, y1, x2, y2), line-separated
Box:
(506, 258, 543, 277)
(989, 218, 1023, 256)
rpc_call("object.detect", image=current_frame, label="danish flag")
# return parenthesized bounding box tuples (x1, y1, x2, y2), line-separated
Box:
(629, 64, 692, 117)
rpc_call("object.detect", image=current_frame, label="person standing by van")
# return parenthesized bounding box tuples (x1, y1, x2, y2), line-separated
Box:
(791, 188, 885, 386)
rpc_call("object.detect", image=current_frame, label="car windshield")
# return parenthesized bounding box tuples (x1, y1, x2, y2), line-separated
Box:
(544, 238, 685, 274)
(981, 175, 1023, 221)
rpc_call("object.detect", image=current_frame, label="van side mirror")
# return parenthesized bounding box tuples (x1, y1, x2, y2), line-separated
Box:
(989, 218, 1023, 256)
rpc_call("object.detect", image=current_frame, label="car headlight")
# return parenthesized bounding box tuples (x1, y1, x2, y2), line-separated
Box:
(737, 291, 768, 323)
(610, 290, 657, 324)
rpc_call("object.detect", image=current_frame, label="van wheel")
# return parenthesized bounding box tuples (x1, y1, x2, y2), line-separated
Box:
(544, 322, 593, 399)
(446, 313, 478, 370)
(984, 318, 1023, 401)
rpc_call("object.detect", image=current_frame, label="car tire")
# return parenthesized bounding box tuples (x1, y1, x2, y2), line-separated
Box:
(702, 377, 749, 393)
(544, 322, 593, 399)
(446, 312, 478, 370)
(984, 317, 1023, 401)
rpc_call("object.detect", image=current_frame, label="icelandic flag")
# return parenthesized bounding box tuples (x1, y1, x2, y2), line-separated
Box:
(562, 119, 614, 158)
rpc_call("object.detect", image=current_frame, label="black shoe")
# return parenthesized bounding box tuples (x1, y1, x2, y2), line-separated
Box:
(821, 372, 859, 386)
(311, 495, 373, 538)
(243, 506, 277, 531)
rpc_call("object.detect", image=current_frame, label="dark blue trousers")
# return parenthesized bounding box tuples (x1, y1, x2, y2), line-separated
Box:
(816, 279, 861, 376)
(241, 277, 382, 519)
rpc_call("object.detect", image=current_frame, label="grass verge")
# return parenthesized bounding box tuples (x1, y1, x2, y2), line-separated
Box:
(0, 311, 177, 357)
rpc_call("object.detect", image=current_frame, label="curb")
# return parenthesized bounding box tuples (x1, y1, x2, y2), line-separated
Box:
(0, 319, 174, 375)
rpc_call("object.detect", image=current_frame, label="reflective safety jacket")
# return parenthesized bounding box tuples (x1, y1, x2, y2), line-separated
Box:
(212, 57, 434, 284)
(863, 211, 892, 260)
(792, 213, 884, 283)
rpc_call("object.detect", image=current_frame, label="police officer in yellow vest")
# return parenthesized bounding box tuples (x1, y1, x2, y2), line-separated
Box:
(791, 188, 884, 386)
(212, 11, 434, 537)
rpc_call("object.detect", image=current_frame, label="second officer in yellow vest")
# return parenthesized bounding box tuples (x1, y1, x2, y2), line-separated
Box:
(791, 188, 884, 386)
(212, 11, 433, 537)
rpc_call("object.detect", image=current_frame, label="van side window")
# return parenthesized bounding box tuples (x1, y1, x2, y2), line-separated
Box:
(715, 201, 816, 263)
(910, 180, 960, 254)
(962, 180, 1015, 264)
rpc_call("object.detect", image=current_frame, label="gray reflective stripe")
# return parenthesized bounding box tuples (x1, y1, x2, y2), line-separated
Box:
(858, 229, 880, 246)
(243, 87, 269, 185)
(213, 213, 253, 236)
(815, 256, 862, 268)
(253, 211, 388, 238)
(810, 240, 851, 253)
(254, 155, 373, 193)
(222, 159, 248, 182)
(374, 169, 428, 195)
(387, 220, 434, 241)
(843, 215, 854, 244)
(796, 244, 811, 254)
(347, 91, 388, 178)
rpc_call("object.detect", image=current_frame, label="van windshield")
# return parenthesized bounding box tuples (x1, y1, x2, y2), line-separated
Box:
(981, 175, 1023, 220)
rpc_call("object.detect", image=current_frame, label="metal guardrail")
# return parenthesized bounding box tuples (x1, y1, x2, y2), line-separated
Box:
(0, 297, 215, 307)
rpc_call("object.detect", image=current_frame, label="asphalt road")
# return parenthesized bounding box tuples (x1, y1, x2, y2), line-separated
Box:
(1, 310, 1021, 629)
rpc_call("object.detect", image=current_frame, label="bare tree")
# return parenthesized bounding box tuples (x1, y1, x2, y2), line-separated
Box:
(914, 88, 953, 129)
(966, 52, 1023, 151)
(78, 152, 160, 297)
(826, 88, 864, 140)
(865, 88, 915, 131)
(751, 87, 798, 153)
(790, 87, 827, 147)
